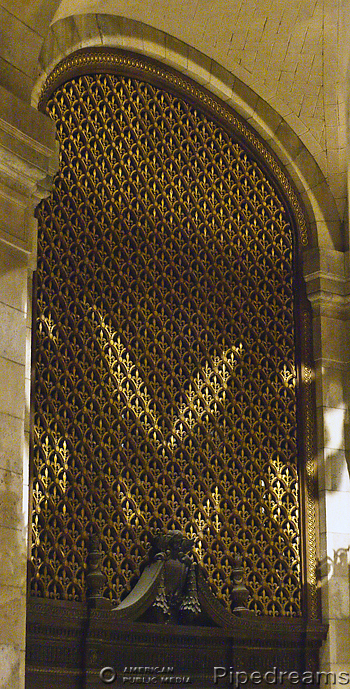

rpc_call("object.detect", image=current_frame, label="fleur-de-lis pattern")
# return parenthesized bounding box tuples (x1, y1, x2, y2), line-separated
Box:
(32, 72, 301, 616)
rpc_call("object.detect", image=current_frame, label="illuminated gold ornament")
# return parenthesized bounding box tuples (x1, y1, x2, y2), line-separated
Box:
(32, 67, 303, 616)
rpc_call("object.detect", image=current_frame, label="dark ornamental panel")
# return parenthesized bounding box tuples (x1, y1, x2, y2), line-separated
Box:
(32, 71, 301, 615)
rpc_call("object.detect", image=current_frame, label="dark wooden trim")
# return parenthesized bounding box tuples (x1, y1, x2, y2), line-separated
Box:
(26, 597, 327, 689)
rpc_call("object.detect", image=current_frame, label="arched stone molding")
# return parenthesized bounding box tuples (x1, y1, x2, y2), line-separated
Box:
(32, 13, 342, 254)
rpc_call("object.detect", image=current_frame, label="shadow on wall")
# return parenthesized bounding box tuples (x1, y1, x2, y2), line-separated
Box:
(317, 547, 350, 677)
(318, 547, 350, 620)
(324, 402, 350, 493)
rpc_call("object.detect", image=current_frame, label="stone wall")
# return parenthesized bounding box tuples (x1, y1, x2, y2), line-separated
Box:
(0, 86, 56, 689)
(304, 247, 350, 678)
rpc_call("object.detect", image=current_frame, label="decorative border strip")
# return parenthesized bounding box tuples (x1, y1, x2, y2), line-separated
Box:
(26, 667, 83, 675)
(301, 306, 319, 620)
(38, 49, 309, 247)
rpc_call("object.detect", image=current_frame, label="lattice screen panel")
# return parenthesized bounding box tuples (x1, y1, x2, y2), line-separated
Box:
(31, 71, 301, 616)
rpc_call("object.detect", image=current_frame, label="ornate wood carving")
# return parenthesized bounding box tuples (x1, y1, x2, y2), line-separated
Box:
(26, 597, 327, 689)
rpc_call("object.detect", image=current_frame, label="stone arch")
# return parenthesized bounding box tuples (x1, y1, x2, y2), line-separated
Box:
(33, 13, 342, 252)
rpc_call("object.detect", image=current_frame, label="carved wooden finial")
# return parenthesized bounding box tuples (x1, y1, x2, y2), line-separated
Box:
(179, 561, 201, 623)
(231, 555, 252, 617)
(86, 531, 111, 610)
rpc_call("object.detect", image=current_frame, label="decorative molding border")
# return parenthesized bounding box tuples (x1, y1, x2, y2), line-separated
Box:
(301, 304, 319, 620)
(38, 48, 309, 248)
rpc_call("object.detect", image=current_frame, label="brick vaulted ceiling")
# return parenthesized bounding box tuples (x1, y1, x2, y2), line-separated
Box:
(0, 0, 348, 222)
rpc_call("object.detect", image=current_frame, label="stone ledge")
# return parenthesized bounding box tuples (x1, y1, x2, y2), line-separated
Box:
(303, 248, 350, 320)
(0, 86, 57, 258)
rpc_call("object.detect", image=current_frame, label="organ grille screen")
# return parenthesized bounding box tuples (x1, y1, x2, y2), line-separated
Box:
(32, 70, 302, 616)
